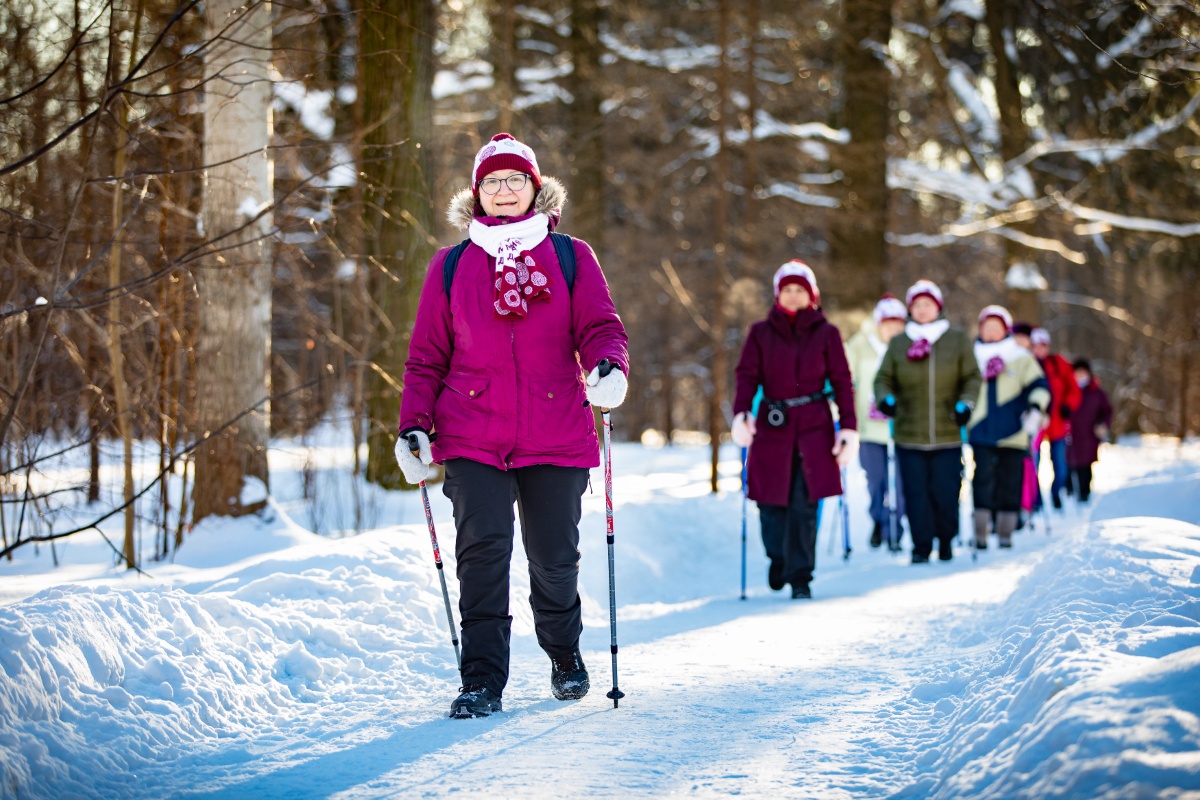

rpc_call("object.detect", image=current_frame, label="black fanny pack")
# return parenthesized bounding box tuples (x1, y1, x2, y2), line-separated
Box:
(763, 391, 830, 428)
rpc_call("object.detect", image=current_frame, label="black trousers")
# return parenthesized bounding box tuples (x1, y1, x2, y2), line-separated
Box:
(757, 454, 819, 586)
(971, 444, 1025, 512)
(442, 458, 590, 697)
(896, 446, 963, 558)
(1069, 464, 1094, 501)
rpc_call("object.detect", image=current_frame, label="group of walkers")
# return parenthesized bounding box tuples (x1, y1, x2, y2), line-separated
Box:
(733, 269, 1114, 597)
(389, 131, 1114, 718)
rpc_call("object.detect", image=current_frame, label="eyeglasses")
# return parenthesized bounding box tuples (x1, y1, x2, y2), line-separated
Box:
(478, 174, 530, 195)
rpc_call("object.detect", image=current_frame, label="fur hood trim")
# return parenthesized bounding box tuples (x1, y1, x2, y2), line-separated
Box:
(446, 175, 567, 231)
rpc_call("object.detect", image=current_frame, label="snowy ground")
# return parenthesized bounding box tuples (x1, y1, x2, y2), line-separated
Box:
(1, 434, 1199, 799)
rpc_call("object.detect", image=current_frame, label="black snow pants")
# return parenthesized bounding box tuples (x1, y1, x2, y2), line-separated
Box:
(971, 444, 1025, 512)
(442, 458, 590, 697)
(896, 446, 963, 559)
(757, 454, 819, 586)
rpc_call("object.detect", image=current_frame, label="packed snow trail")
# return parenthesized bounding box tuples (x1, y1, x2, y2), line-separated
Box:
(1, 438, 1198, 799)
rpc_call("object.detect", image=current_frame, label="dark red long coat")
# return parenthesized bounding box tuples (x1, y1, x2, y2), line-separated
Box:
(733, 306, 856, 506)
(1067, 380, 1112, 467)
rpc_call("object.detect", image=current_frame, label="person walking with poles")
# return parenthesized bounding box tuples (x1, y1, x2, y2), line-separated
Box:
(873, 280, 981, 564)
(731, 261, 857, 599)
(1066, 358, 1113, 504)
(845, 294, 908, 550)
(394, 133, 629, 718)
(965, 306, 1049, 550)
(1030, 327, 1081, 509)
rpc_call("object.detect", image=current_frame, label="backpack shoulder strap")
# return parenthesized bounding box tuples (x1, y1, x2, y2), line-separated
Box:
(442, 239, 471, 296)
(444, 234, 576, 295)
(550, 232, 577, 293)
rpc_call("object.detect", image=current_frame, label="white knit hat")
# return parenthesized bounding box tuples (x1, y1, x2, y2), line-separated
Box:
(772, 260, 820, 305)
(1031, 327, 1051, 345)
(873, 294, 908, 326)
(905, 279, 944, 310)
(978, 304, 1013, 333)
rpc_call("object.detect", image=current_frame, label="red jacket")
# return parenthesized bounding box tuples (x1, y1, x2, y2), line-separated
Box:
(733, 306, 856, 506)
(1040, 353, 1081, 442)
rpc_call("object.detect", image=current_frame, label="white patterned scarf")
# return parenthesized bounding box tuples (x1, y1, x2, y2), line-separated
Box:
(468, 214, 553, 318)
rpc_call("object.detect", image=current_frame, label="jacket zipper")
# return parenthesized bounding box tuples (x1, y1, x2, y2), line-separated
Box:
(928, 344, 936, 446)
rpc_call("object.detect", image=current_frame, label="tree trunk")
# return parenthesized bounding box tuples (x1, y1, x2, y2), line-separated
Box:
(192, 0, 274, 522)
(567, 0, 606, 260)
(361, 0, 437, 489)
(107, 0, 144, 568)
(828, 0, 892, 311)
(710, 0, 733, 493)
(985, 0, 1039, 321)
(490, 0, 517, 133)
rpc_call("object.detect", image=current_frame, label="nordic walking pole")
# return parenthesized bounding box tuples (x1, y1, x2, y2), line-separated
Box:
(600, 403, 626, 708)
(960, 426, 977, 562)
(740, 446, 748, 601)
(887, 420, 900, 553)
(833, 420, 851, 562)
(406, 433, 461, 671)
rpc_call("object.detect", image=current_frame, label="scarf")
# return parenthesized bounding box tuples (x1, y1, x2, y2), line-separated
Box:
(904, 319, 950, 361)
(974, 336, 1027, 380)
(468, 212, 552, 318)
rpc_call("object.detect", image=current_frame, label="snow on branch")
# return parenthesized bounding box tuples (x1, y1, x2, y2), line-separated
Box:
(1057, 197, 1200, 237)
(1006, 91, 1200, 171)
(760, 182, 840, 209)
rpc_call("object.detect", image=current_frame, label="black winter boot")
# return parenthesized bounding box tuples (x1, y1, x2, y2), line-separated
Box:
(450, 685, 503, 719)
(767, 557, 786, 591)
(550, 650, 590, 700)
(791, 582, 812, 599)
(869, 522, 883, 548)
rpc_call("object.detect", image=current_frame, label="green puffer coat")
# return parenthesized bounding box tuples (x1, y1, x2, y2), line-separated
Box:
(873, 321, 982, 449)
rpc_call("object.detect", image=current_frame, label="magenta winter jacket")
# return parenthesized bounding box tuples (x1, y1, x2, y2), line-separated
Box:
(733, 306, 856, 506)
(399, 195, 628, 471)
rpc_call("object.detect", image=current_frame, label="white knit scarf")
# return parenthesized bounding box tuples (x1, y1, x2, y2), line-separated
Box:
(905, 319, 950, 346)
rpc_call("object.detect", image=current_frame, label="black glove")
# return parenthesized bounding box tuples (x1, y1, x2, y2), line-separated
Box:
(1059, 403, 1072, 420)
(878, 394, 897, 418)
(953, 401, 973, 427)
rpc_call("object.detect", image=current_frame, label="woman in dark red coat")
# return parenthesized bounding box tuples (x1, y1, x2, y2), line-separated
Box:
(1066, 358, 1112, 503)
(731, 261, 857, 599)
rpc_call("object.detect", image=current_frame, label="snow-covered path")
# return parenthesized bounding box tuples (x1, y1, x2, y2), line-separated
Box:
(2, 437, 1199, 799)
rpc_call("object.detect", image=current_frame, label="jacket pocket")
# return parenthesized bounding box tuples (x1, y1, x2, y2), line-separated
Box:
(524, 372, 590, 452)
(435, 371, 492, 440)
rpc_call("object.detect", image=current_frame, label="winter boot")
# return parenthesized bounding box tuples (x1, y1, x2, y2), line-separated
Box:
(550, 650, 590, 700)
(870, 521, 883, 549)
(911, 553, 930, 564)
(996, 511, 1018, 548)
(791, 582, 812, 599)
(768, 557, 786, 591)
(937, 537, 954, 561)
(450, 685, 503, 719)
(973, 509, 990, 550)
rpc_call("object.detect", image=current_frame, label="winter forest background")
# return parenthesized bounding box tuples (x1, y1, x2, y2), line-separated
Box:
(2, 0, 1198, 570)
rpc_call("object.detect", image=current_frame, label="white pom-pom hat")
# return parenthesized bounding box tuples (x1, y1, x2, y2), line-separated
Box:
(905, 279, 944, 310)
(772, 260, 820, 306)
(978, 304, 1013, 333)
(873, 294, 908, 326)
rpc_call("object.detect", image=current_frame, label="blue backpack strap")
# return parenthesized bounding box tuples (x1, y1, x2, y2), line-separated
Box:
(442, 239, 471, 296)
(550, 232, 577, 292)
(443, 233, 576, 296)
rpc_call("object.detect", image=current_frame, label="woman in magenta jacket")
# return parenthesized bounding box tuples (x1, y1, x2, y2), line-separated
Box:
(394, 134, 629, 719)
(730, 261, 857, 600)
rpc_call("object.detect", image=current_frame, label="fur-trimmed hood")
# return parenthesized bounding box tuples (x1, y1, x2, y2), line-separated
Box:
(446, 175, 567, 231)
